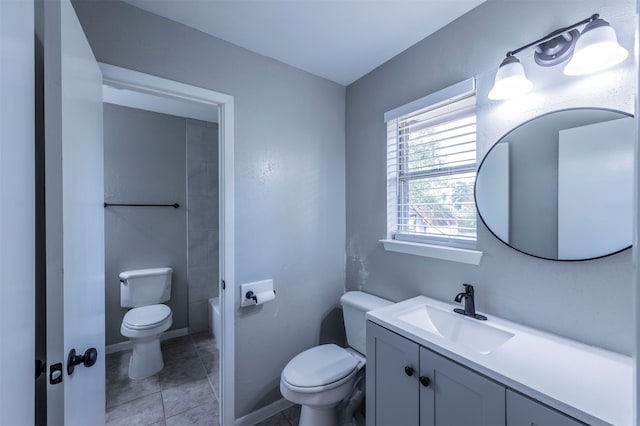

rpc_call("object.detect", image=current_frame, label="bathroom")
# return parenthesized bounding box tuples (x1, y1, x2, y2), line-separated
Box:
(1, 0, 638, 425)
(100, 87, 222, 410)
(102, 94, 219, 346)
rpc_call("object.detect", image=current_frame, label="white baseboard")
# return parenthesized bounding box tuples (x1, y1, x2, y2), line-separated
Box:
(105, 327, 189, 354)
(235, 398, 294, 426)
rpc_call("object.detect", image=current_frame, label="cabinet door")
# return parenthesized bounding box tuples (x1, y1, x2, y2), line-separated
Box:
(507, 390, 586, 426)
(366, 322, 420, 426)
(420, 347, 505, 426)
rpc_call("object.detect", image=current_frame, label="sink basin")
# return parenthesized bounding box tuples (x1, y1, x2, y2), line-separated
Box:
(396, 304, 514, 354)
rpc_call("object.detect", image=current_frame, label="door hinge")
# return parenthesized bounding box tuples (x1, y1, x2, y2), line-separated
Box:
(35, 360, 46, 380)
(221, 280, 226, 290)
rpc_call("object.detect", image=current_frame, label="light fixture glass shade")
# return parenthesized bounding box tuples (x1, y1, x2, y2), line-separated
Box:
(564, 19, 628, 76)
(488, 56, 533, 100)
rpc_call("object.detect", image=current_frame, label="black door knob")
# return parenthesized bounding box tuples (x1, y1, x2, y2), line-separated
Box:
(419, 376, 431, 387)
(404, 366, 414, 376)
(67, 347, 98, 375)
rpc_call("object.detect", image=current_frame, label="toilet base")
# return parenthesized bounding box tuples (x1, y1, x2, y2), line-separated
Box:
(128, 336, 164, 379)
(299, 404, 339, 426)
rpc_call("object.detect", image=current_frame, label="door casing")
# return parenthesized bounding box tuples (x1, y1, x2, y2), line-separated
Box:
(100, 63, 236, 426)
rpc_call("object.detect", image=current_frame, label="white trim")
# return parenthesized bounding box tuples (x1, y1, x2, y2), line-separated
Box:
(633, 3, 639, 423)
(99, 64, 236, 426)
(100, 64, 225, 107)
(102, 84, 219, 123)
(219, 90, 236, 426)
(105, 328, 189, 354)
(384, 78, 475, 122)
(380, 239, 483, 265)
(234, 398, 294, 426)
(105, 340, 130, 355)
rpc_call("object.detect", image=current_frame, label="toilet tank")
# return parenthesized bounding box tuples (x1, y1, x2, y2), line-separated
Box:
(120, 267, 172, 308)
(340, 291, 392, 355)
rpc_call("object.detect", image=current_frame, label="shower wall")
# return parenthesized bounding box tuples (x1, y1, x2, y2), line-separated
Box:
(186, 119, 219, 333)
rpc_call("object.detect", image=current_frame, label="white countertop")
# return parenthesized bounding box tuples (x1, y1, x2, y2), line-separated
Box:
(366, 296, 632, 426)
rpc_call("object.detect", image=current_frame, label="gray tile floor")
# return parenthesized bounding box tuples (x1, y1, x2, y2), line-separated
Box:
(106, 332, 300, 426)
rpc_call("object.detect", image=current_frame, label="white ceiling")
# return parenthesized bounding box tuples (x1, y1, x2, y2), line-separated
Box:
(123, 0, 486, 86)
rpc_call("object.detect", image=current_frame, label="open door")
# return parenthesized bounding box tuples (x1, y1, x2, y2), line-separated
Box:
(43, 0, 105, 424)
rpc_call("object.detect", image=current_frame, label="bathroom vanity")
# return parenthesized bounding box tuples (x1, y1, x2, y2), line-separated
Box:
(365, 296, 632, 426)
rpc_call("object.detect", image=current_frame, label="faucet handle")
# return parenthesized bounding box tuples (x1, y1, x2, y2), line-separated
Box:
(462, 283, 474, 294)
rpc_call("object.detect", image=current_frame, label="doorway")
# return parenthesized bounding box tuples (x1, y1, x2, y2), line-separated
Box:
(100, 64, 235, 425)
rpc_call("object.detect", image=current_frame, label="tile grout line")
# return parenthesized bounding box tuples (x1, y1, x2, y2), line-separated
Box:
(192, 333, 220, 401)
(159, 383, 167, 424)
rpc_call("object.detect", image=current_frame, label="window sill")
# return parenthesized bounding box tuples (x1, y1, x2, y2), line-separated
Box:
(380, 239, 483, 265)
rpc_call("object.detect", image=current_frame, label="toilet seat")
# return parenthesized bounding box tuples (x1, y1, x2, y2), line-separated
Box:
(282, 344, 359, 393)
(123, 304, 172, 330)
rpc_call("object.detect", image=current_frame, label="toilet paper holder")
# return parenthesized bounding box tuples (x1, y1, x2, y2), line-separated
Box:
(246, 291, 258, 303)
(245, 290, 276, 304)
(240, 279, 276, 307)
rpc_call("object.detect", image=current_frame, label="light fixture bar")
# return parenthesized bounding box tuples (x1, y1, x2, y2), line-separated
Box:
(505, 14, 599, 58)
(489, 12, 627, 100)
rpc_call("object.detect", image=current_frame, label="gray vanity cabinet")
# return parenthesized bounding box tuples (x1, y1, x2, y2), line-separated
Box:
(506, 390, 586, 426)
(367, 321, 505, 426)
(420, 346, 505, 426)
(366, 320, 420, 426)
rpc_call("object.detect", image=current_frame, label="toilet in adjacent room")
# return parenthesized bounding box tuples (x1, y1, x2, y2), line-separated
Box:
(119, 267, 173, 379)
(280, 291, 392, 426)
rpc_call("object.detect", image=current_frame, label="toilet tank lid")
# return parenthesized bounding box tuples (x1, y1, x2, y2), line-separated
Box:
(340, 291, 392, 310)
(119, 267, 173, 280)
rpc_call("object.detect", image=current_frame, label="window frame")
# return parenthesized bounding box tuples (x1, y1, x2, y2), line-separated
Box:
(384, 78, 480, 253)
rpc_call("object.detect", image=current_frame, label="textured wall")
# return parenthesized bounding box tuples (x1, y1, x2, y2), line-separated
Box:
(186, 119, 219, 333)
(74, 1, 346, 417)
(103, 103, 188, 345)
(346, 0, 635, 355)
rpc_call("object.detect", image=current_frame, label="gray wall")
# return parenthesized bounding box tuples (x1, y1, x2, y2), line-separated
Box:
(187, 119, 219, 333)
(104, 103, 188, 345)
(346, 0, 635, 355)
(74, 1, 346, 417)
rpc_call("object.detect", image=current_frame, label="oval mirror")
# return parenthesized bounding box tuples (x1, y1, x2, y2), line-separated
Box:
(475, 108, 634, 261)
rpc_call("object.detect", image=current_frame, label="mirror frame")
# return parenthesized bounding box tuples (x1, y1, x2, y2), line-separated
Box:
(474, 107, 634, 261)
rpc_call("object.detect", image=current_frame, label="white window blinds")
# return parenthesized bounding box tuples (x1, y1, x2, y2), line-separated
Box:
(386, 83, 477, 247)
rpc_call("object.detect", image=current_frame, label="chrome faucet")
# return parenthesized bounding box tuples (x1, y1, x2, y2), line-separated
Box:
(454, 284, 487, 321)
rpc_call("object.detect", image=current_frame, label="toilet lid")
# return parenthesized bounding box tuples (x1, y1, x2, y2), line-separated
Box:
(123, 304, 172, 330)
(282, 344, 358, 388)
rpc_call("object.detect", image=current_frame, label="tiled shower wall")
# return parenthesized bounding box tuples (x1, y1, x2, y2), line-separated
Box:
(186, 119, 219, 333)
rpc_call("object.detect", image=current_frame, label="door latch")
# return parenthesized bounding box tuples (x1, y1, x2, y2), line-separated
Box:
(50, 363, 63, 385)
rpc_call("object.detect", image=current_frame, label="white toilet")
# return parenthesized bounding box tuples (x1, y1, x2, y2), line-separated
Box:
(119, 267, 173, 379)
(280, 291, 392, 426)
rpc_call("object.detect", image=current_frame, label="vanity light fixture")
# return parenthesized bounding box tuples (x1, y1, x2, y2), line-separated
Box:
(487, 56, 533, 100)
(488, 14, 628, 100)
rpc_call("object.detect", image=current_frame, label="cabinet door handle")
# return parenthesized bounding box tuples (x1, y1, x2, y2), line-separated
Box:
(404, 366, 414, 376)
(419, 376, 431, 387)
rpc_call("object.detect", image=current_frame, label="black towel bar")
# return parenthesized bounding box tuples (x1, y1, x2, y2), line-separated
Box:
(104, 202, 180, 208)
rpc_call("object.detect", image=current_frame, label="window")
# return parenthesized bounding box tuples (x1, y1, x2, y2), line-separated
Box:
(386, 80, 477, 249)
